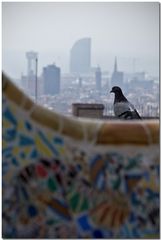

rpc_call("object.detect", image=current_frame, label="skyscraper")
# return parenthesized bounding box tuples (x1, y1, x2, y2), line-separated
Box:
(95, 66, 102, 91)
(43, 64, 60, 95)
(70, 38, 91, 75)
(111, 57, 124, 89)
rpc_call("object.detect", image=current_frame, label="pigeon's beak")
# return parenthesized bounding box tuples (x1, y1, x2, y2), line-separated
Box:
(110, 90, 113, 93)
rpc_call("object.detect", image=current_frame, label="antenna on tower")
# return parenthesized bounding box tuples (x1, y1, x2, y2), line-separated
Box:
(35, 57, 38, 103)
(114, 56, 118, 72)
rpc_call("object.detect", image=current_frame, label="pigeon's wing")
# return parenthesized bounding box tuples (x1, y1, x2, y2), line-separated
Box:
(114, 102, 131, 118)
(114, 102, 141, 119)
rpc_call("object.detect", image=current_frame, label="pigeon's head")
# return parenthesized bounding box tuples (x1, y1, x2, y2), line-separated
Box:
(110, 86, 122, 94)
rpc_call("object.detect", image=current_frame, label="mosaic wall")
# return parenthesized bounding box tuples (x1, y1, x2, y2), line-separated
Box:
(2, 94, 159, 238)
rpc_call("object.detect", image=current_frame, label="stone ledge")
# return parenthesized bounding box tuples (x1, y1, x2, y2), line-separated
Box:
(72, 103, 104, 118)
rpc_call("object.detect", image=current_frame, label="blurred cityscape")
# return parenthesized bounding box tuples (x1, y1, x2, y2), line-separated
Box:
(17, 38, 159, 118)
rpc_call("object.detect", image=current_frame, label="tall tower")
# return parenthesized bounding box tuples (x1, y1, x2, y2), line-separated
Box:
(26, 51, 38, 76)
(26, 51, 38, 96)
(111, 57, 124, 89)
(70, 38, 91, 75)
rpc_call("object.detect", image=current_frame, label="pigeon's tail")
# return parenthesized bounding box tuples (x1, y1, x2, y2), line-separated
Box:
(133, 109, 142, 119)
(129, 102, 142, 119)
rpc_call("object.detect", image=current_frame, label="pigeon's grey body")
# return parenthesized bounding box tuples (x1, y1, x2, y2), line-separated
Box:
(110, 86, 141, 120)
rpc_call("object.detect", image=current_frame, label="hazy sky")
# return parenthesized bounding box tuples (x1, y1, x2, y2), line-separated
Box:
(2, 2, 159, 79)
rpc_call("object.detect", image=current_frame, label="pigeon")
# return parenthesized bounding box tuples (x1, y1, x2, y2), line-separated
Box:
(110, 86, 141, 119)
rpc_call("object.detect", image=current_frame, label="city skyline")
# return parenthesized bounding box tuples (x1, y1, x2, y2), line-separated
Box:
(2, 2, 159, 79)
(19, 49, 159, 119)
